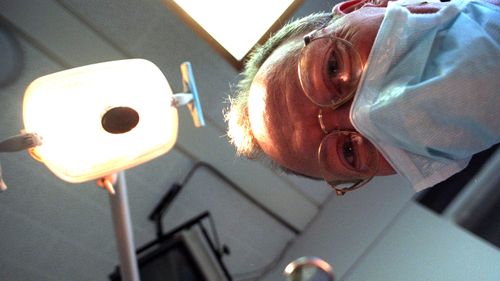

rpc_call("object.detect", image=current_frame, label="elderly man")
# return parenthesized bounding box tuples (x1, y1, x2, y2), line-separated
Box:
(226, 0, 499, 195)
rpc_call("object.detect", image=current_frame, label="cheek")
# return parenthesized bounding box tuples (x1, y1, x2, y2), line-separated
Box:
(286, 133, 325, 178)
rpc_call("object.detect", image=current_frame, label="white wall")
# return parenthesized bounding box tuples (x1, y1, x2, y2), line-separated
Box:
(343, 203, 500, 281)
(262, 175, 415, 280)
(262, 176, 500, 281)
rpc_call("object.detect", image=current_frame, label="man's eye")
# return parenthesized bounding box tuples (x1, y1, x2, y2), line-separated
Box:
(327, 56, 339, 77)
(342, 139, 356, 168)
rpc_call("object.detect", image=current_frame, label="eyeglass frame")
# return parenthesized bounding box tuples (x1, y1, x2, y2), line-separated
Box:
(299, 28, 379, 196)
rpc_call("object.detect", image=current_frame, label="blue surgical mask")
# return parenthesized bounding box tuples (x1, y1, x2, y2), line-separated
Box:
(350, 0, 500, 191)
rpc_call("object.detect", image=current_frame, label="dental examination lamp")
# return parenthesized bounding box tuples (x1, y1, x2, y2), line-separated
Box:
(0, 59, 205, 281)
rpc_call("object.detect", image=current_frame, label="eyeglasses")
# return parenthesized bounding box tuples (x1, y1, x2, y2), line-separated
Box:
(298, 29, 379, 196)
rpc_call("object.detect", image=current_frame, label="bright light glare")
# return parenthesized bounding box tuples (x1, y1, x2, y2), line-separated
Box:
(173, 0, 295, 60)
(23, 59, 178, 183)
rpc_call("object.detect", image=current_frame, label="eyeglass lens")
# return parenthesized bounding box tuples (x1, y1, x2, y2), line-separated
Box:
(298, 37, 363, 107)
(318, 131, 379, 186)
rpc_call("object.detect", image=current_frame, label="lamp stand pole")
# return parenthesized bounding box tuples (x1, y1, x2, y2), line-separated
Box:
(108, 171, 140, 281)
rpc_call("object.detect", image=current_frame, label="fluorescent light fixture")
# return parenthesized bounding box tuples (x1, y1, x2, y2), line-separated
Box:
(23, 59, 178, 183)
(171, 0, 298, 61)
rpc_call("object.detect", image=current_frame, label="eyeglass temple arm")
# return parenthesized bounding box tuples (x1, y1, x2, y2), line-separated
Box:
(333, 176, 374, 196)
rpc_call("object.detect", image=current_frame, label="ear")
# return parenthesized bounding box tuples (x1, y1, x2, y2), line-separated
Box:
(404, 2, 445, 14)
(333, 0, 389, 15)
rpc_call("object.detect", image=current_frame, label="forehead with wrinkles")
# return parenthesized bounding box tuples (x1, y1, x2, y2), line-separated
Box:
(248, 37, 324, 176)
(249, 39, 301, 147)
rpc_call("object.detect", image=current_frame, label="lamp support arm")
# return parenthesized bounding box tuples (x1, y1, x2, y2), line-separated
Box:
(108, 171, 140, 281)
(0, 132, 42, 191)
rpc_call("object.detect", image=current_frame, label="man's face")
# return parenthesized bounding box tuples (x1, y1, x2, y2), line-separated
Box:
(247, 0, 443, 180)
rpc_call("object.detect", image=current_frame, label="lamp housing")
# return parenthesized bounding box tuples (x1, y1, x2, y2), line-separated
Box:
(22, 59, 178, 183)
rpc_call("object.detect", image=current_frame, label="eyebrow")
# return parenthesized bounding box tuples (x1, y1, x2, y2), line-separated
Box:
(304, 13, 336, 44)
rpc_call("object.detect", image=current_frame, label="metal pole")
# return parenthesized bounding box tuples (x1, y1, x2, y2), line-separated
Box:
(108, 171, 140, 281)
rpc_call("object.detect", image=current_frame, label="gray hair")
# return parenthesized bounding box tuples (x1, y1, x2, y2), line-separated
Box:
(225, 12, 333, 171)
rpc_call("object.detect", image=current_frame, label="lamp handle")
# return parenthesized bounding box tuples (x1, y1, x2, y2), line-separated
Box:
(180, 62, 205, 128)
(0, 132, 42, 153)
(172, 93, 194, 107)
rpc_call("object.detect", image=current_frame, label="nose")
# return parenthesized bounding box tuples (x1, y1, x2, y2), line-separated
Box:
(318, 102, 356, 133)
